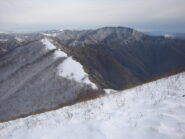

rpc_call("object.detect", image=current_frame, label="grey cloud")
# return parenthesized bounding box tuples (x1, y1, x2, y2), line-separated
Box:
(0, 0, 185, 32)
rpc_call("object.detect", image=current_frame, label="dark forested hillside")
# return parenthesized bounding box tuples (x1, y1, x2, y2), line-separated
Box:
(0, 27, 185, 121)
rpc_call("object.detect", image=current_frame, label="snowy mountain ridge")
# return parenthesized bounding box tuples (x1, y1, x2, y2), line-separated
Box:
(0, 37, 101, 121)
(0, 26, 185, 124)
(41, 38, 97, 89)
(0, 72, 185, 139)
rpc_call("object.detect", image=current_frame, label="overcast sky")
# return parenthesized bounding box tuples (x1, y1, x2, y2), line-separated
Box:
(0, 0, 185, 32)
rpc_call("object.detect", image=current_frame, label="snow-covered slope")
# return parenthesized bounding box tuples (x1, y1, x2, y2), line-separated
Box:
(42, 38, 97, 89)
(54, 27, 185, 90)
(57, 57, 97, 89)
(0, 38, 100, 121)
(0, 72, 185, 139)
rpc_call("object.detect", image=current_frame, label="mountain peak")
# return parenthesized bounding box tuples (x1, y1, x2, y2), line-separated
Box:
(55, 27, 145, 47)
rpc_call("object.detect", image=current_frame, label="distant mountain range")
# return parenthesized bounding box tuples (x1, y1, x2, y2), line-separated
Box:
(145, 31, 185, 39)
(0, 27, 185, 121)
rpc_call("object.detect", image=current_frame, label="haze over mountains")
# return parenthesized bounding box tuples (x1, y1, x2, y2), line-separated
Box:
(145, 31, 185, 39)
(0, 27, 185, 122)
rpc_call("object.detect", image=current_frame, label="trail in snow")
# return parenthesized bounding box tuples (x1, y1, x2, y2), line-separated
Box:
(0, 72, 185, 139)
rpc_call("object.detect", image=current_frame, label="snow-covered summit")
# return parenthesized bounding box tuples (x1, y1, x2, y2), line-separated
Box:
(0, 72, 185, 139)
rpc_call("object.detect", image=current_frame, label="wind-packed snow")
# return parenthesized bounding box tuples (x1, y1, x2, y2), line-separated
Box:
(15, 37, 23, 42)
(57, 57, 97, 89)
(0, 72, 185, 139)
(41, 38, 56, 50)
(54, 49, 68, 58)
(41, 38, 67, 58)
(104, 89, 118, 94)
(41, 38, 97, 88)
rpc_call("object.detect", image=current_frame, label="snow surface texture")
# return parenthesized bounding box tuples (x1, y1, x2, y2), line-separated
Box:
(14, 37, 23, 42)
(41, 38, 56, 50)
(0, 72, 185, 139)
(54, 49, 67, 58)
(42, 38, 67, 58)
(41, 38, 97, 89)
(57, 57, 97, 89)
